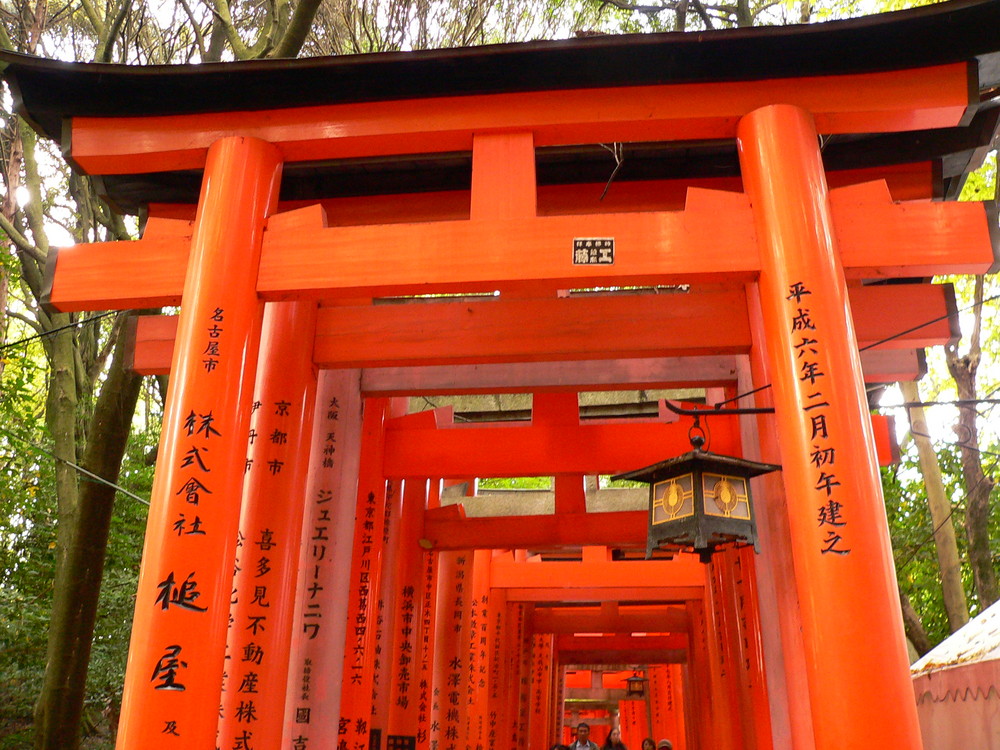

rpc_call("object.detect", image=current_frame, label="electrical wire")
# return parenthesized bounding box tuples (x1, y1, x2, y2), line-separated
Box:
(0, 310, 119, 353)
(716, 290, 1000, 407)
(0, 426, 150, 506)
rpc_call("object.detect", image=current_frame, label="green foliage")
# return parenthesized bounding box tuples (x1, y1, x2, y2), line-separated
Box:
(478, 476, 553, 490)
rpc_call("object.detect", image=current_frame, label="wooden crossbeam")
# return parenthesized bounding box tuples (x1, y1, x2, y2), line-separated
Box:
(68, 64, 972, 174)
(490, 557, 705, 590)
(144, 161, 938, 226)
(529, 605, 690, 635)
(357, 351, 921, 395)
(124, 282, 956, 373)
(44, 185, 995, 312)
(385, 409, 740, 478)
(505, 587, 701, 603)
(422, 510, 651, 550)
(556, 634, 687, 652)
(557, 647, 687, 665)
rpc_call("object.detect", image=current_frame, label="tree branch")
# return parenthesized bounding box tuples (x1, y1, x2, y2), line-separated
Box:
(599, 0, 677, 15)
(270, 0, 323, 58)
(97, 0, 131, 63)
(0, 210, 40, 260)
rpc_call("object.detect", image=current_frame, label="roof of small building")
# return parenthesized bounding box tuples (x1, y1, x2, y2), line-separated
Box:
(912, 600, 1000, 677)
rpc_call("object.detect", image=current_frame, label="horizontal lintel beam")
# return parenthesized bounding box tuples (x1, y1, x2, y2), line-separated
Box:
(69, 63, 971, 174)
(529, 605, 689, 635)
(503, 587, 702, 603)
(45, 186, 994, 312)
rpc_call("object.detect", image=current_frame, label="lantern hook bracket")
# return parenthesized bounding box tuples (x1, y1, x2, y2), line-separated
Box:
(662, 399, 775, 417)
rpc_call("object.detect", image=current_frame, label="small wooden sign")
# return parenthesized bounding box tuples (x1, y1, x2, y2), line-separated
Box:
(573, 238, 614, 265)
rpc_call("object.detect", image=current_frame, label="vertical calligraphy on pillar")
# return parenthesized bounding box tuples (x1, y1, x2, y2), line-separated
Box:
(281, 371, 365, 750)
(417, 542, 439, 750)
(527, 634, 553, 750)
(486, 588, 507, 750)
(219, 301, 318, 750)
(784, 281, 851, 556)
(115, 138, 281, 750)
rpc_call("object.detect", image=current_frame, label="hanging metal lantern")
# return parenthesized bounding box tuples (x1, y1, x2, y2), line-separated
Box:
(613, 426, 779, 563)
(625, 671, 649, 698)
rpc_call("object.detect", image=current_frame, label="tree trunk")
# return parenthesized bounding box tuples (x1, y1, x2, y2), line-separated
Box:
(33, 320, 143, 749)
(900, 591, 933, 657)
(945, 276, 998, 608)
(900, 380, 969, 632)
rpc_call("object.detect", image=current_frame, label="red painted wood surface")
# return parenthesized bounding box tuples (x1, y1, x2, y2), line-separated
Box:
(337, 399, 391, 750)
(739, 104, 923, 749)
(126, 282, 953, 373)
(218, 301, 318, 750)
(114, 137, 281, 749)
(46, 191, 993, 311)
(69, 63, 971, 174)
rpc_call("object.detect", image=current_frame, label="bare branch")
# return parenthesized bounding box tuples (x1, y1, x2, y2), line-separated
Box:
(599, 0, 678, 16)
(177, 0, 208, 59)
(270, 0, 322, 58)
(0, 210, 40, 260)
(97, 0, 131, 62)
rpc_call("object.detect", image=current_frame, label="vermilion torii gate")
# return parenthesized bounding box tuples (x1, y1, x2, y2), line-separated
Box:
(4, 1, 1000, 748)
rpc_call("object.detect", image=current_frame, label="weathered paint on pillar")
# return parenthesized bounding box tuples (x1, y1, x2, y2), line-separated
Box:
(115, 136, 281, 748)
(218, 301, 318, 750)
(281, 369, 364, 748)
(387, 478, 429, 743)
(339, 398, 392, 750)
(737, 104, 922, 749)
(527, 633, 554, 750)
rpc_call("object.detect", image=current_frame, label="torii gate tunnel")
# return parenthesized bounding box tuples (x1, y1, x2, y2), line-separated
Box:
(4, 1, 1000, 748)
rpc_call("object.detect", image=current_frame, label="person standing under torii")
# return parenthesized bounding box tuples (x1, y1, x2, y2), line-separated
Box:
(570, 722, 600, 750)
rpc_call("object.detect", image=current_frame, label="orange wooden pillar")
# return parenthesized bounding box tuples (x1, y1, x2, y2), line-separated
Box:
(373, 473, 404, 745)
(737, 104, 922, 749)
(281, 369, 364, 747)
(739, 312, 815, 750)
(504, 600, 531, 750)
(619, 698, 648, 747)
(486, 583, 508, 750)
(115, 137, 281, 748)
(217, 301, 317, 749)
(466, 548, 493, 749)
(338, 398, 392, 750)
(432, 550, 472, 750)
(416, 480, 441, 750)
(709, 549, 772, 750)
(386, 477, 429, 744)
(527, 633, 554, 750)
(731, 547, 773, 750)
(650, 665, 684, 750)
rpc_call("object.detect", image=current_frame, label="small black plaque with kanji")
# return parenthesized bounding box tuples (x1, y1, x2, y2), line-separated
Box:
(573, 238, 614, 265)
